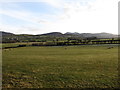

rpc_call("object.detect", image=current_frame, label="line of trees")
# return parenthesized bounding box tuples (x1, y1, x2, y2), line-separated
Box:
(31, 39, 120, 46)
(2, 36, 120, 45)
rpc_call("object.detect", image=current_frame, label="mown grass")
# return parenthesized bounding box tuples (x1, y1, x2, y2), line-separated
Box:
(2, 45, 119, 88)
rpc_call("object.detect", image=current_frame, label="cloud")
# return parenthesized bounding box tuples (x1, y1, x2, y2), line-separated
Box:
(0, 24, 42, 34)
(0, 0, 119, 34)
(0, 8, 54, 25)
(0, 0, 62, 8)
(41, 0, 118, 34)
(39, 0, 62, 8)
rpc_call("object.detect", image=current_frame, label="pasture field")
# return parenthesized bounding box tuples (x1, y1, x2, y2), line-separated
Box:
(2, 44, 119, 88)
(2, 42, 35, 48)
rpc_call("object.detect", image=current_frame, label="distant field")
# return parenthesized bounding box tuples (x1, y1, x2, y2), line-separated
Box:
(2, 42, 32, 48)
(2, 45, 119, 88)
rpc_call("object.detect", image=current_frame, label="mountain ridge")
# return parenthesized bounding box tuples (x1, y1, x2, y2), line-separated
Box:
(0, 31, 118, 38)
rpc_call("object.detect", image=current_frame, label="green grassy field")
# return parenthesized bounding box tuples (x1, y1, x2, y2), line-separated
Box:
(2, 45, 119, 88)
(1, 42, 33, 48)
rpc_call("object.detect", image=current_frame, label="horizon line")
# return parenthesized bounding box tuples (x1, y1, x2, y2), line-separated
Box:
(1, 31, 119, 35)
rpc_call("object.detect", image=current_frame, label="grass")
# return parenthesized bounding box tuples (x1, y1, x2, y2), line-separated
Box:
(2, 43, 26, 48)
(2, 44, 119, 88)
(1, 42, 42, 49)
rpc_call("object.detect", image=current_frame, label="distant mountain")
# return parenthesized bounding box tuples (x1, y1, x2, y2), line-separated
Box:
(81, 33, 118, 38)
(1, 31, 118, 38)
(80, 33, 118, 38)
(64, 32, 118, 38)
(0, 31, 14, 36)
(93, 33, 118, 38)
(65, 32, 80, 35)
(1, 31, 119, 43)
(40, 32, 63, 36)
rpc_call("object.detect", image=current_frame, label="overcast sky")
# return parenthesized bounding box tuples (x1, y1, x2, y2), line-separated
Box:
(0, 0, 119, 34)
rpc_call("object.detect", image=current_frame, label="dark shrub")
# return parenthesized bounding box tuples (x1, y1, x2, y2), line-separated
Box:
(17, 44, 26, 47)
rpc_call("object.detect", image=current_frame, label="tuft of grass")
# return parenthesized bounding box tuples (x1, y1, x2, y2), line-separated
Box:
(2, 45, 118, 88)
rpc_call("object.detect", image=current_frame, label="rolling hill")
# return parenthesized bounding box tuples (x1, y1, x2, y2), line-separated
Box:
(1, 31, 119, 43)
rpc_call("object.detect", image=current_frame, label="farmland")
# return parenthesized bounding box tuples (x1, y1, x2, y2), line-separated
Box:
(2, 44, 119, 88)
